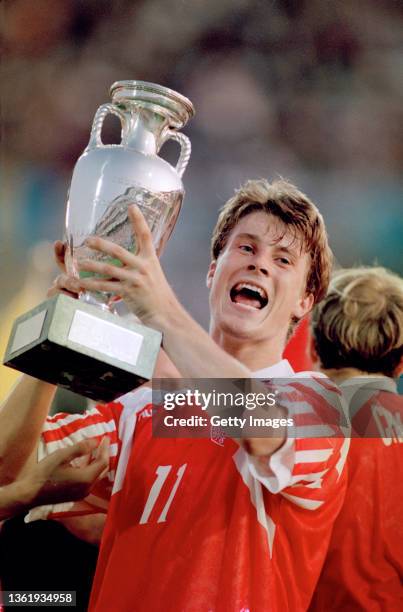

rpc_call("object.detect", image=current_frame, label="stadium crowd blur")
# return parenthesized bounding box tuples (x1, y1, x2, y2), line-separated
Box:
(1, 0, 402, 400)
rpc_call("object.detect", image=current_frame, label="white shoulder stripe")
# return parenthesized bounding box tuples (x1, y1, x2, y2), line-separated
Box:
(46, 418, 116, 438)
(286, 401, 317, 415)
(43, 423, 119, 454)
(293, 424, 336, 438)
(295, 449, 333, 463)
(280, 492, 324, 510)
(290, 469, 328, 486)
(43, 407, 105, 431)
(335, 436, 351, 479)
(292, 479, 322, 489)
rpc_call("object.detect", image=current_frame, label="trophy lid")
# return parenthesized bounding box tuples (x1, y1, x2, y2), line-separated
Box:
(110, 80, 195, 129)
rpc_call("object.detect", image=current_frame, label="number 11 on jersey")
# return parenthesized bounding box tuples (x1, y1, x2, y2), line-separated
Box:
(139, 464, 188, 524)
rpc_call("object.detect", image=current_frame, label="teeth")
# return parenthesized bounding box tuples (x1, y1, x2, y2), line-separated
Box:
(236, 282, 267, 299)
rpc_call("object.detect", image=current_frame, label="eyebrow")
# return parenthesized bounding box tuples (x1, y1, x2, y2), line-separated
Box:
(235, 232, 300, 256)
(236, 232, 259, 242)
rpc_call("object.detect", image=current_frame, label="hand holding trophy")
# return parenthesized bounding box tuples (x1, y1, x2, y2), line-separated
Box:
(3, 81, 194, 402)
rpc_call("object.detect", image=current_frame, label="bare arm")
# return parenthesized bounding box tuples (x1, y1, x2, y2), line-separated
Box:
(0, 241, 74, 483)
(0, 479, 33, 520)
(0, 376, 57, 483)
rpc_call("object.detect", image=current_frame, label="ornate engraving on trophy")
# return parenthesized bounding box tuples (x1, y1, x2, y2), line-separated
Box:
(66, 184, 182, 302)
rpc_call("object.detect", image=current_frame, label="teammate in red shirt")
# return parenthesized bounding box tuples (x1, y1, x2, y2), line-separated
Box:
(4, 179, 348, 610)
(309, 266, 403, 611)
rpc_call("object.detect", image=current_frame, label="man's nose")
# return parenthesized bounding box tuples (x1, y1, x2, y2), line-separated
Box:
(247, 263, 269, 276)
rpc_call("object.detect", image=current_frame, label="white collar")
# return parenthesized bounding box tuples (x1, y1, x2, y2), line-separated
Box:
(252, 359, 295, 379)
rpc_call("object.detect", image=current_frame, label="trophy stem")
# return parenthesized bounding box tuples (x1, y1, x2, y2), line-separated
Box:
(78, 290, 112, 313)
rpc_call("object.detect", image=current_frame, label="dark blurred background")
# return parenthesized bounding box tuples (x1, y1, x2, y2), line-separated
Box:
(1, 0, 402, 400)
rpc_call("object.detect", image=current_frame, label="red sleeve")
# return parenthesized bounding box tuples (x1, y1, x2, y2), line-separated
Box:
(247, 376, 350, 510)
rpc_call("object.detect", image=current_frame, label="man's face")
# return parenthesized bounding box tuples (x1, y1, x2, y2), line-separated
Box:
(207, 211, 314, 344)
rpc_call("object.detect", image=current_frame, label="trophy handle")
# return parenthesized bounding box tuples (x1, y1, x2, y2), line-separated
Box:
(163, 130, 192, 179)
(87, 104, 127, 149)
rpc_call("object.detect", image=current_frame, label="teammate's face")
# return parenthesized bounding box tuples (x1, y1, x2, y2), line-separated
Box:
(207, 211, 314, 345)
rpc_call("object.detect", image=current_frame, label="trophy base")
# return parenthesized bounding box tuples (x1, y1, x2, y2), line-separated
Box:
(3, 294, 162, 403)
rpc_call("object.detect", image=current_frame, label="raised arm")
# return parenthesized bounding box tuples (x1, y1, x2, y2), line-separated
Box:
(0, 241, 74, 483)
(0, 376, 57, 483)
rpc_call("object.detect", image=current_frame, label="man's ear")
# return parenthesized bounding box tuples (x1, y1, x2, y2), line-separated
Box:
(292, 292, 314, 320)
(206, 261, 216, 289)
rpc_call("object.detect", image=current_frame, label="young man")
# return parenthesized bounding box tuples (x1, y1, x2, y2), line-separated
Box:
(309, 267, 403, 611)
(3, 179, 347, 610)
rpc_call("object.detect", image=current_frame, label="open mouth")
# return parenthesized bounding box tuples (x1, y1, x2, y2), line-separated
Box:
(230, 282, 268, 310)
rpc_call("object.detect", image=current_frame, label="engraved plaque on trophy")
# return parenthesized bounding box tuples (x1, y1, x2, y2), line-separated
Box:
(3, 81, 194, 402)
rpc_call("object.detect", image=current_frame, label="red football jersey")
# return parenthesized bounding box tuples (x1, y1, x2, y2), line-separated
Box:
(29, 365, 349, 611)
(310, 378, 403, 611)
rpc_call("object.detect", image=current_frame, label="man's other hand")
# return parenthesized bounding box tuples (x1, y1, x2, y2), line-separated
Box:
(47, 240, 84, 300)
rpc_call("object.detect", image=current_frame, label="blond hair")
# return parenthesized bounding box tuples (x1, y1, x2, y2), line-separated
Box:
(311, 267, 403, 376)
(211, 178, 332, 305)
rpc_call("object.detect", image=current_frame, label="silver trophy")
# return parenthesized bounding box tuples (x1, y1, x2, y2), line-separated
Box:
(4, 81, 194, 401)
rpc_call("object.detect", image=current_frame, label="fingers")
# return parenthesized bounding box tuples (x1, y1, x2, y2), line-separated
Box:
(49, 266, 124, 300)
(91, 437, 110, 479)
(54, 241, 67, 272)
(67, 438, 99, 459)
(79, 205, 155, 274)
(81, 437, 110, 481)
(43, 439, 99, 468)
(49, 269, 123, 300)
(85, 236, 137, 267)
(77, 258, 136, 281)
(75, 278, 122, 294)
(94, 435, 111, 460)
(47, 274, 82, 299)
(47, 286, 76, 299)
(41, 437, 110, 483)
(128, 205, 153, 255)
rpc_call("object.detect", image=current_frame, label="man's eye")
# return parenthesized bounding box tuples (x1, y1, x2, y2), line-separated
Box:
(277, 257, 291, 265)
(239, 244, 253, 252)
